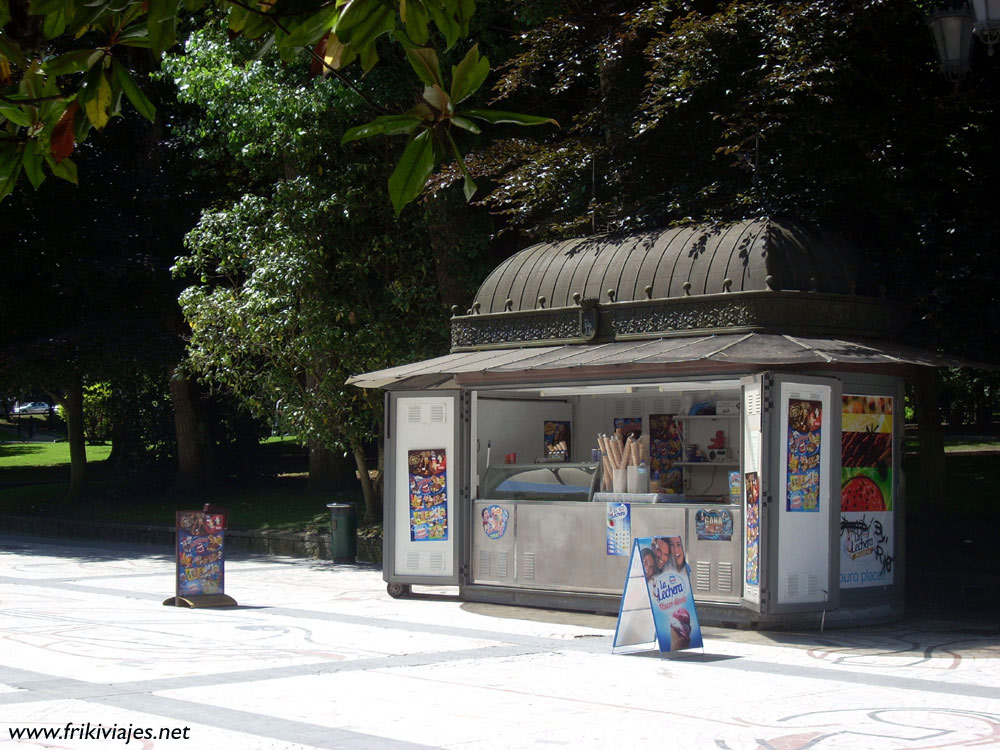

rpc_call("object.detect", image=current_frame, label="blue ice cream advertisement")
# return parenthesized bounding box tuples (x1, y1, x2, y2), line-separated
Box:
(636, 536, 703, 652)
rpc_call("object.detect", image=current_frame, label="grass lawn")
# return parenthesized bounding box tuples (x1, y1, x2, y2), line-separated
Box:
(3, 421, 995, 531)
(1, 429, 367, 533)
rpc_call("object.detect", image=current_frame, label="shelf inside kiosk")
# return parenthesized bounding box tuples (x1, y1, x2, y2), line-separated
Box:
(481, 463, 600, 502)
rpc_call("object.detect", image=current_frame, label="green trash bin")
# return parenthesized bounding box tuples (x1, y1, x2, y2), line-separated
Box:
(327, 503, 358, 562)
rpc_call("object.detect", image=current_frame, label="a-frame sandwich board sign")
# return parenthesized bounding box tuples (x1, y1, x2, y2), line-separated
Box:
(613, 536, 703, 655)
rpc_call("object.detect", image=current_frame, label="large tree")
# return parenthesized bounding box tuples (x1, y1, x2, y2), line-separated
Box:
(166, 27, 479, 518)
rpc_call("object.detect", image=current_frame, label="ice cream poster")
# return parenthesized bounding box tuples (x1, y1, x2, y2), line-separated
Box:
(176, 511, 226, 597)
(408, 449, 448, 542)
(840, 395, 894, 588)
(649, 414, 683, 494)
(481, 504, 509, 540)
(606, 502, 631, 556)
(744, 471, 760, 586)
(786, 398, 822, 512)
(612, 537, 703, 654)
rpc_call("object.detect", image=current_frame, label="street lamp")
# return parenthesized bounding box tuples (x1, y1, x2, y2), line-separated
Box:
(927, 6, 974, 79)
(928, 1, 1000, 80)
(969, 0, 1000, 54)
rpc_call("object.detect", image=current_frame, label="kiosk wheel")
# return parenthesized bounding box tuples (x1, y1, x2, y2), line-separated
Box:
(387, 582, 410, 599)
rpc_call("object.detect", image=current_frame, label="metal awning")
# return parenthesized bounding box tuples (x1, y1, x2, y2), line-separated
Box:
(347, 334, 970, 390)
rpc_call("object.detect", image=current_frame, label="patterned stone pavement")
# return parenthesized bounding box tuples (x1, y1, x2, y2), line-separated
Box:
(1, 537, 997, 749)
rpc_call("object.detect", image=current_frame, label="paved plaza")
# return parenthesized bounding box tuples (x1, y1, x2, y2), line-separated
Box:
(0, 536, 998, 749)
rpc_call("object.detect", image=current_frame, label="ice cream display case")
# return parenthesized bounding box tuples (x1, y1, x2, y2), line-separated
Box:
(480, 463, 600, 502)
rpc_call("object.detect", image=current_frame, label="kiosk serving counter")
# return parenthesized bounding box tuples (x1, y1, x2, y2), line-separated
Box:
(351, 219, 960, 627)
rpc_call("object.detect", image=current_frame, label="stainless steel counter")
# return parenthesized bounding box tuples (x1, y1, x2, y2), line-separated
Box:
(472, 499, 743, 601)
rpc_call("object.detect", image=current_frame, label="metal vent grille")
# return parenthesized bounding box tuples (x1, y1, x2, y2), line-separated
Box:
(717, 562, 733, 592)
(651, 395, 683, 415)
(406, 552, 420, 570)
(429, 553, 444, 572)
(407, 405, 422, 423)
(785, 574, 800, 598)
(745, 390, 762, 416)
(695, 561, 712, 592)
(496, 551, 509, 578)
(428, 404, 446, 423)
(521, 552, 536, 581)
(806, 573, 820, 597)
(478, 549, 490, 577)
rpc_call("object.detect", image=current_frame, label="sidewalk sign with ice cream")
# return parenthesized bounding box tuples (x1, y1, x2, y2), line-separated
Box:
(612, 536, 703, 654)
(163, 504, 238, 608)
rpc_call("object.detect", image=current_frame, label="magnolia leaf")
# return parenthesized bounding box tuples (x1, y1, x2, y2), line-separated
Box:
(227, 4, 249, 33)
(51, 102, 79, 161)
(310, 34, 328, 77)
(359, 40, 378, 73)
(404, 101, 436, 122)
(388, 129, 434, 215)
(43, 49, 92, 75)
(450, 44, 488, 105)
(0, 0, 11, 28)
(112, 59, 155, 121)
(422, 83, 450, 115)
(21, 143, 45, 188)
(465, 108, 559, 128)
(450, 115, 481, 134)
(146, 0, 179, 57)
(402, 0, 429, 45)
(279, 6, 338, 53)
(66, 0, 111, 38)
(48, 154, 78, 184)
(0, 102, 32, 127)
(42, 7, 68, 39)
(334, 0, 394, 47)
(83, 68, 112, 130)
(341, 114, 422, 143)
(0, 142, 24, 200)
(324, 35, 356, 71)
(446, 131, 476, 201)
(0, 36, 28, 69)
(422, 0, 460, 50)
(404, 46, 441, 88)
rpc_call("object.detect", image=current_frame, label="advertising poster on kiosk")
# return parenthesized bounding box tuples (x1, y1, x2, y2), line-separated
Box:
(649, 414, 683, 494)
(786, 398, 823, 512)
(840, 395, 894, 588)
(613, 536, 703, 654)
(408, 449, 448, 541)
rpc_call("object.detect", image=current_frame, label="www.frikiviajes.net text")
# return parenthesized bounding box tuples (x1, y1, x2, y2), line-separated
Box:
(7, 722, 192, 744)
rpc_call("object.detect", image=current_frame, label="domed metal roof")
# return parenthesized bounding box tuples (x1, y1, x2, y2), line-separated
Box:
(472, 218, 865, 314)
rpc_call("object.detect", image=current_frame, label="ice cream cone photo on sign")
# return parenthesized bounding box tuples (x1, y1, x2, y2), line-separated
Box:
(637, 536, 703, 653)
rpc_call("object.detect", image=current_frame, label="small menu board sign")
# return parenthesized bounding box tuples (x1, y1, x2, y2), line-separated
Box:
(163, 505, 237, 608)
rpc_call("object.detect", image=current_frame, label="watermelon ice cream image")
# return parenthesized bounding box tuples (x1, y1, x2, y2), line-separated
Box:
(841, 475, 886, 512)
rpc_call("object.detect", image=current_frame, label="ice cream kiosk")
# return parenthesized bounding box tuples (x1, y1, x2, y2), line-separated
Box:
(350, 218, 957, 628)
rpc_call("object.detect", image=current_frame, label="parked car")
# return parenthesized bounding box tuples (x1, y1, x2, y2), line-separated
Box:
(14, 402, 52, 415)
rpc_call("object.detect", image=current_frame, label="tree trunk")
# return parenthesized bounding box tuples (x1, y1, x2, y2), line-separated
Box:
(57, 375, 87, 498)
(353, 442, 380, 522)
(170, 374, 214, 489)
(307, 441, 339, 495)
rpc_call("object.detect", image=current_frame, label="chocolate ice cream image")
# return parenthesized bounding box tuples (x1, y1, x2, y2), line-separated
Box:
(670, 607, 692, 650)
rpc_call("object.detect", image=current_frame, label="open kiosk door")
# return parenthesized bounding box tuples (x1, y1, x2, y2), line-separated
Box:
(740, 374, 765, 612)
(385, 391, 465, 597)
(762, 374, 842, 616)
